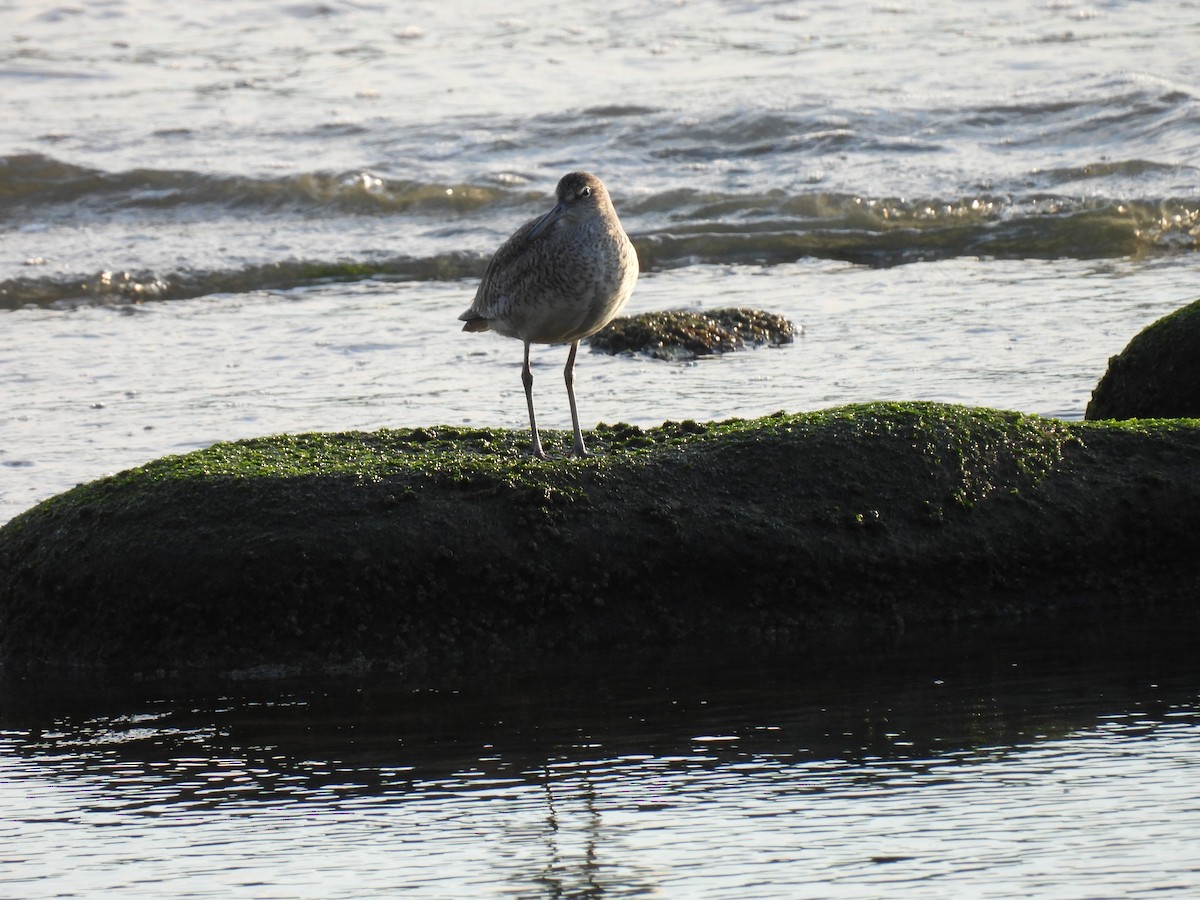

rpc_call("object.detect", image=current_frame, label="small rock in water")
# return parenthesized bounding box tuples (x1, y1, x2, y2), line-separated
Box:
(1086, 296, 1200, 420)
(588, 307, 798, 361)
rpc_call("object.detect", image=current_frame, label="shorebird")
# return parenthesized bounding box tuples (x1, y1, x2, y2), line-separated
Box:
(459, 172, 639, 459)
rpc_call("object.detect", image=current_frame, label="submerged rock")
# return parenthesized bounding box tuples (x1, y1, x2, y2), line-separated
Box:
(1, 402, 1199, 676)
(1086, 297, 1200, 420)
(588, 307, 796, 360)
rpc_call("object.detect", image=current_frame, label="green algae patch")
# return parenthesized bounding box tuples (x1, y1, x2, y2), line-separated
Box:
(2, 402, 1199, 676)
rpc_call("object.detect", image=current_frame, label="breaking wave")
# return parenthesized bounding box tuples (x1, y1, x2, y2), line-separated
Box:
(2, 152, 1196, 309)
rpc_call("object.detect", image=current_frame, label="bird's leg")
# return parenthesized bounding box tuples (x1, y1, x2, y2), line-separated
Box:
(564, 340, 591, 458)
(523, 341, 549, 460)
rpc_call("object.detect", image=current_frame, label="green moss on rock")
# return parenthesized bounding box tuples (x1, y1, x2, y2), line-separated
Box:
(2, 402, 1199, 676)
(588, 307, 796, 359)
(1086, 297, 1200, 420)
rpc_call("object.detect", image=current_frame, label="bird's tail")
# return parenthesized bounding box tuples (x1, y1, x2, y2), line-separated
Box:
(459, 311, 490, 333)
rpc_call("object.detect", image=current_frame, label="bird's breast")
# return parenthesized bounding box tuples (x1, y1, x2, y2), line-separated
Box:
(473, 214, 638, 344)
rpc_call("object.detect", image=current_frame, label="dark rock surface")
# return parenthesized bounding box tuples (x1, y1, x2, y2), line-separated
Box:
(588, 307, 796, 359)
(2, 402, 1198, 677)
(1086, 297, 1200, 420)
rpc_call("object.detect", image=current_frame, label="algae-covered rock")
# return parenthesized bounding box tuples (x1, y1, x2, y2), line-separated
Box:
(1, 402, 1199, 675)
(1086, 297, 1200, 420)
(588, 307, 796, 359)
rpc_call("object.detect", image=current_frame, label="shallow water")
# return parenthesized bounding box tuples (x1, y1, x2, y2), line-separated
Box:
(2, 631, 1199, 898)
(2, 253, 1197, 524)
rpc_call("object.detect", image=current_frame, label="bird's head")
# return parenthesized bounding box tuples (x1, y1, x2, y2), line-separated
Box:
(528, 172, 611, 238)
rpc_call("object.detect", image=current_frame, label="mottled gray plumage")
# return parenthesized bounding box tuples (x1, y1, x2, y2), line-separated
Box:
(459, 172, 639, 458)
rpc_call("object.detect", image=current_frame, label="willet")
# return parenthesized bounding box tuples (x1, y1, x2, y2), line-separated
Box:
(459, 172, 639, 458)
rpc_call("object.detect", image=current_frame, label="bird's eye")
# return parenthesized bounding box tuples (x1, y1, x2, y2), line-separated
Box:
(579, 186, 592, 198)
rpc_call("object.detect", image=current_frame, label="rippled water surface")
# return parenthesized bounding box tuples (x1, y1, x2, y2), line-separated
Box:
(2, 635, 1199, 898)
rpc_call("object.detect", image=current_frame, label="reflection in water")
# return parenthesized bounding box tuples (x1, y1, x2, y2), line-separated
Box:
(2, 622, 1199, 897)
